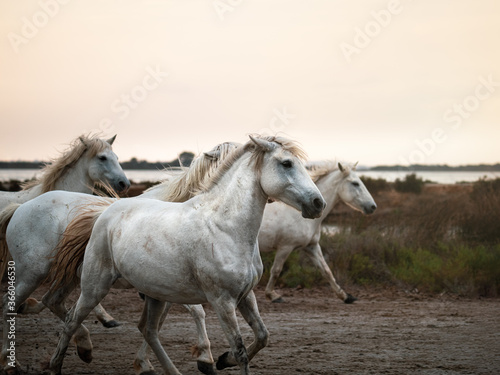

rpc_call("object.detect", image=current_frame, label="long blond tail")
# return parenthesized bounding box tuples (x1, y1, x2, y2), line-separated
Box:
(47, 200, 112, 291)
(0, 203, 21, 281)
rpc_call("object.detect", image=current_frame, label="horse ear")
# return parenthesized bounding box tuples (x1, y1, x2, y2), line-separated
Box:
(79, 136, 88, 147)
(249, 135, 275, 151)
(203, 150, 219, 160)
(338, 162, 344, 173)
(106, 135, 117, 145)
(353, 161, 358, 170)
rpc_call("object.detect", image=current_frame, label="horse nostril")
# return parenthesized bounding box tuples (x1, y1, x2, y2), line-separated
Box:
(313, 198, 324, 210)
(371, 204, 377, 211)
(118, 180, 129, 192)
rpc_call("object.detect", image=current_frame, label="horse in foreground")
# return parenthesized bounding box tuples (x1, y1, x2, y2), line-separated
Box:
(259, 161, 376, 303)
(1, 142, 238, 374)
(48, 135, 326, 375)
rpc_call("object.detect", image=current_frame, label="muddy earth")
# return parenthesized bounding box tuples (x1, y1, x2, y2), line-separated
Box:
(1, 285, 499, 375)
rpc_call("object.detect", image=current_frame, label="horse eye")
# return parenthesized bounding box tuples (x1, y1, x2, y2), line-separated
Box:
(281, 160, 293, 168)
(98, 155, 108, 161)
(352, 181, 360, 187)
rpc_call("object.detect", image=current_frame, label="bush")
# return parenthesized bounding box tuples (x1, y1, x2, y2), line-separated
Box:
(460, 178, 500, 243)
(394, 173, 424, 194)
(360, 176, 390, 195)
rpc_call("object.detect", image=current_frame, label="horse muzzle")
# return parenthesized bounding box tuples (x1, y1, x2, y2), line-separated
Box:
(301, 196, 326, 219)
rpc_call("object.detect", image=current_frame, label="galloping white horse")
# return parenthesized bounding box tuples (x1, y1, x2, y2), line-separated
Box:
(0, 134, 130, 277)
(259, 161, 377, 303)
(47, 136, 325, 375)
(0, 134, 129, 211)
(1, 142, 239, 375)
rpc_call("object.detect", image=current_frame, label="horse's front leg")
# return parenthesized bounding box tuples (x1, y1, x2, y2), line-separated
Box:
(183, 304, 216, 375)
(216, 290, 268, 370)
(139, 296, 181, 375)
(134, 301, 172, 375)
(303, 243, 356, 303)
(212, 297, 249, 375)
(93, 303, 121, 328)
(265, 245, 295, 303)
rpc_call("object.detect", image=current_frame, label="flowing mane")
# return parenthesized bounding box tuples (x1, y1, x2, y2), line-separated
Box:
(22, 135, 111, 193)
(306, 160, 358, 182)
(144, 142, 241, 202)
(199, 135, 308, 193)
(306, 160, 340, 182)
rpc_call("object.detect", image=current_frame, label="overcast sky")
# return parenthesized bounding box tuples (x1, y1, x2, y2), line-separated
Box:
(1, 0, 499, 166)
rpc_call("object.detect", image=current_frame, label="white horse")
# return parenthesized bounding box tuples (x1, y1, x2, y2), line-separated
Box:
(0, 134, 130, 277)
(259, 161, 377, 303)
(1, 142, 239, 375)
(0, 134, 129, 211)
(47, 135, 326, 375)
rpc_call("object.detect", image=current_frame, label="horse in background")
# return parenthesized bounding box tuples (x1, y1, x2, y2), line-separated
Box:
(0, 134, 130, 278)
(259, 161, 376, 303)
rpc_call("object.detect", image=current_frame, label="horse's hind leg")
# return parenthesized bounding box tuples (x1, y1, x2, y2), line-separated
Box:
(216, 290, 268, 370)
(265, 245, 295, 302)
(139, 296, 182, 375)
(303, 243, 355, 303)
(42, 281, 94, 363)
(49, 269, 117, 375)
(1, 276, 43, 373)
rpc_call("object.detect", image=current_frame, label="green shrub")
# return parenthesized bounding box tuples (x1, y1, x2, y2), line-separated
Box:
(258, 250, 324, 289)
(394, 173, 424, 194)
(360, 176, 390, 195)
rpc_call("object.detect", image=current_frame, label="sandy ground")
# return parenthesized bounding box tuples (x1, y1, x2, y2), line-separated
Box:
(1, 285, 499, 375)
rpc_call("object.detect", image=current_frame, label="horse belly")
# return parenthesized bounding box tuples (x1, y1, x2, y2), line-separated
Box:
(114, 248, 208, 305)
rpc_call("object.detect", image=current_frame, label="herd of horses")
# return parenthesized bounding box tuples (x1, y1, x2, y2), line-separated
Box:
(0, 134, 376, 375)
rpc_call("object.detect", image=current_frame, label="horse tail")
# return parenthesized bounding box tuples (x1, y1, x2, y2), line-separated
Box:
(0, 203, 21, 281)
(47, 199, 113, 291)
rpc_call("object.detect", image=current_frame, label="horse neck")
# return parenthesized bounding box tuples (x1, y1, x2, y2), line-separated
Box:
(202, 154, 268, 241)
(52, 158, 95, 194)
(314, 170, 344, 221)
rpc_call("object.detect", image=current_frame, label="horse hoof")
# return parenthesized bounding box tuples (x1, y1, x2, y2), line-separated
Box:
(197, 360, 217, 375)
(77, 347, 93, 363)
(216, 352, 236, 370)
(101, 319, 121, 328)
(5, 367, 21, 375)
(271, 297, 284, 303)
(139, 371, 157, 375)
(344, 294, 357, 304)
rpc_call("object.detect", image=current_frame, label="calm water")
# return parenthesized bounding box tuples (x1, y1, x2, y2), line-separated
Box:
(0, 168, 498, 184)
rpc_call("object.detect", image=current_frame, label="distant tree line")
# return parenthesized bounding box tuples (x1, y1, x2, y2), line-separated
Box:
(0, 151, 195, 170)
(370, 164, 500, 172)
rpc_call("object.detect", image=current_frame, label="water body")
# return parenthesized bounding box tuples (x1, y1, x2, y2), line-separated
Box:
(0, 168, 499, 184)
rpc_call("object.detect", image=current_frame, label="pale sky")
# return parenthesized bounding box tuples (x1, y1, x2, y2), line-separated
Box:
(1, 0, 499, 166)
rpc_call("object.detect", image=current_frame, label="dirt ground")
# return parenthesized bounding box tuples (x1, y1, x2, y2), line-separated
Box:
(1, 285, 499, 375)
